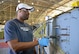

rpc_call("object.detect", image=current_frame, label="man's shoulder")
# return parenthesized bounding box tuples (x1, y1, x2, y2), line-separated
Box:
(5, 19, 16, 26)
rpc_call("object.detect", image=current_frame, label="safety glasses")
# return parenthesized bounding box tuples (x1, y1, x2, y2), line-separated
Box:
(19, 8, 29, 12)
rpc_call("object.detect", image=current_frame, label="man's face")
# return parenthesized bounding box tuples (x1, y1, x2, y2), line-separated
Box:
(18, 8, 29, 20)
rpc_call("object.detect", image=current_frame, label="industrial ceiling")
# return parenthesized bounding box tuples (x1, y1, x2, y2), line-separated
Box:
(0, 0, 71, 25)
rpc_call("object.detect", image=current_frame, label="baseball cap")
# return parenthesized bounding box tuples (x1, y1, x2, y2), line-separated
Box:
(16, 3, 34, 12)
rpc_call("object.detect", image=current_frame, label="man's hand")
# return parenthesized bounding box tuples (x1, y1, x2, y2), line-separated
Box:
(33, 38, 39, 45)
(38, 37, 49, 47)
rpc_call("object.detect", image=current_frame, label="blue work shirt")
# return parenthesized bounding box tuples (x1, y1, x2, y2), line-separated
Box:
(4, 19, 34, 54)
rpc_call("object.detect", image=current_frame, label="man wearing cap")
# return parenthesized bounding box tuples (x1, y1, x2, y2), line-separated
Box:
(4, 3, 49, 54)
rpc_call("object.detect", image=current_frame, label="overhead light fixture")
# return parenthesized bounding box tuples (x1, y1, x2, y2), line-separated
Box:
(18, 0, 20, 3)
(37, 9, 39, 12)
(3, 20, 6, 23)
(2, 1, 4, 3)
(32, 22, 34, 24)
(32, 2, 34, 5)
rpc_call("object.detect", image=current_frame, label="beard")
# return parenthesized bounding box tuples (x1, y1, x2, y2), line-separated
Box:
(21, 15, 29, 20)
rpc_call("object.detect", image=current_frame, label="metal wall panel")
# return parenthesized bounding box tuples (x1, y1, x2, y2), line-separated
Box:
(56, 8, 79, 54)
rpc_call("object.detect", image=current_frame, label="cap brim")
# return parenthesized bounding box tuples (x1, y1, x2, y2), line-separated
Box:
(29, 7, 34, 12)
(25, 5, 34, 12)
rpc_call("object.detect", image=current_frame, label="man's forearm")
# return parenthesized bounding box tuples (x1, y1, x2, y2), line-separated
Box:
(7, 40, 38, 52)
(13, 42, 37, 51)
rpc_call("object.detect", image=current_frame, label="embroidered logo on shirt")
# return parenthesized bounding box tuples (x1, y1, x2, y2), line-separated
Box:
(20, 27, 30, 31)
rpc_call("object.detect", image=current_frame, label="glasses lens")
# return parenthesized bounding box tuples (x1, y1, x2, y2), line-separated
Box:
(19, 8, 29, 12)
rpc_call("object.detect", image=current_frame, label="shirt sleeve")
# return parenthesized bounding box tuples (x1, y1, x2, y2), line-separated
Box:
(4, 21, 18, 42)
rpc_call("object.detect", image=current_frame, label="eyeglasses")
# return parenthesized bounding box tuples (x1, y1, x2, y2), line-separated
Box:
(19, 8, 29, 12)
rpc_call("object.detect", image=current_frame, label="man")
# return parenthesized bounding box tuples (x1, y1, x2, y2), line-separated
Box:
(4, 3, 49, 54)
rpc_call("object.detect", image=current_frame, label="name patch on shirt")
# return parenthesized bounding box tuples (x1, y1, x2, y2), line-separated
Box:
(20, 27, 30, 31)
